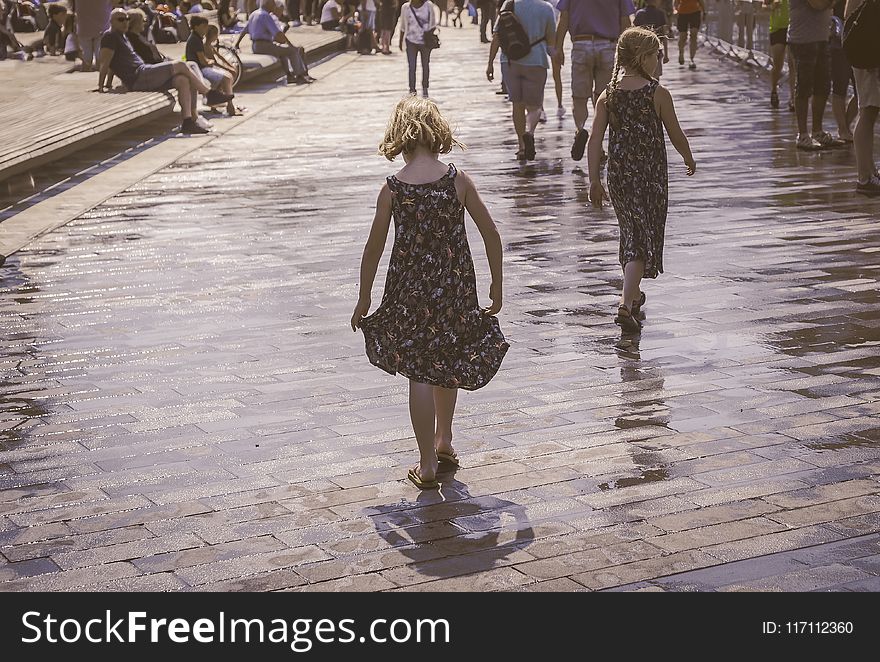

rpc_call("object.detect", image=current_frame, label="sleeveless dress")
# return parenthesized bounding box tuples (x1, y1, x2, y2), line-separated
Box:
(607, 79, 668, 280)
(359, 163, 509, 391)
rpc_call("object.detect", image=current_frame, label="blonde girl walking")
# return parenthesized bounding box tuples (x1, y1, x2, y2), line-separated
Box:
(351, 96, 509, 489)
(587, 27, 696, 333)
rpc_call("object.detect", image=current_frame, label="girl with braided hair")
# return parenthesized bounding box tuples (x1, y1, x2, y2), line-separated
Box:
(586, 27, 696, 333)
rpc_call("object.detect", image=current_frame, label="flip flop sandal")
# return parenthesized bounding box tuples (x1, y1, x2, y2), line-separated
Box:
(631, 291, 646, 319)
(615, 305, 642, 333)
(437, 451, 460, 467)
(407, 468, 439, 490)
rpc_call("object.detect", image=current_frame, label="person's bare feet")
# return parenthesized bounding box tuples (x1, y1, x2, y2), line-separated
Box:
(412, 462, 437, 483)
(434, 436, 455, 458)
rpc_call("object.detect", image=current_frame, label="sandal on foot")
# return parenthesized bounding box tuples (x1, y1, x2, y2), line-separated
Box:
(437, 451, 460, 467)
(407, 468, 439, 490)
(631, 291, 646, 319)
(615, 304, 642, 333)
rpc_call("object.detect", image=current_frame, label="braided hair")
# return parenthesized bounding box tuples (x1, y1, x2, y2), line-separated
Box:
(606, 27, 662, 129)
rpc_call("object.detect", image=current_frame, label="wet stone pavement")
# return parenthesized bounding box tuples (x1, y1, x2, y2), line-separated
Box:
(1, 27, 879, 592)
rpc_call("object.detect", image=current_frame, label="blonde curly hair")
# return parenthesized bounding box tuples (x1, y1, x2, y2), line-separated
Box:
(378, 96, 464, 161)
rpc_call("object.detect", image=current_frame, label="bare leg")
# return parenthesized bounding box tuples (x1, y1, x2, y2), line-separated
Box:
(689, 28, 698, 62)
(552, 54, 563, 108)
(432, 386, 458, 455)
(795, 95, 809, 135)
(512, 101, 526, 148)
(172, 60, 210, 94)
(811, 94, 828, 134)
(854, 106, 879, 182)
(621, 259, 645, 309)
(525, 105, 541, 134)
(832, 94, 853, 139)
(409, 380, 438, 481)
(787, 50, 795, 101)
(573, 95, 588, 131)
(173, 75, 193, 120)
(678, 30, 686, 63)
(770, 43, 784, 94)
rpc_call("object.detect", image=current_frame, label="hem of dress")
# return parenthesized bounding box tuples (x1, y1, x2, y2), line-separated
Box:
(365, 346, 509, 392)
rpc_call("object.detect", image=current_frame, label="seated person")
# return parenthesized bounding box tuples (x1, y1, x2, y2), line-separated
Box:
(218, 0, 240, 31)
(186, 15, 239, 113)
(204, 24, 246, 114)
(320, 0, 342, 30)
(127, 8, 166, 64)
(42, 3, 67, 55)
(233, 0, 314, 85)
(98, 7, 220, 135)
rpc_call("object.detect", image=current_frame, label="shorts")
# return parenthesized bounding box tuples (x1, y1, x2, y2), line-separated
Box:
(789, 41, 830, 99)
(853, 67, 880, 109)
(570, 39, 615, 100)
(769, 28, 787, 47)
(677, 11, 701, 32)
(506, 61, 547, 107)
(130, 61, 176, 91)
(201, 66, 229, 89)
(831, 47, 854, 97)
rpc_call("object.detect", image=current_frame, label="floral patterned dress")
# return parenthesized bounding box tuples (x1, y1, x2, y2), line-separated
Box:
(359, 163, 509, 391)
(607, 79, 668, 279)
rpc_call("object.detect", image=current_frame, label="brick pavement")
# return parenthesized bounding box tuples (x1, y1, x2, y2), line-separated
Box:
(0, 26, 878, 592)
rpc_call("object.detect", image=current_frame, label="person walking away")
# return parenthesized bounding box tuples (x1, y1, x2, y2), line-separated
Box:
(845, 0, 880, 195)
(351, 96, 508, 490)
(633, 0, 668, 76)
(398, 0, 437, 97)
(487, 0, 557, 160)
(77, 0, 112, 71)
(478, 0, 496, 41)
(586, 26, 695, 333)
(829, 1, 857, 141)
(543, 0, 566, 118)
(674, 0, 702, 69)
(788, 0, 844, 149)
(555, 0, 634, 161)
(767, 0, 796, 110)
(377, 0, 398, 52)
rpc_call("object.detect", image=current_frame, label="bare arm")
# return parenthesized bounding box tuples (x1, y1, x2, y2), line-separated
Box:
(555, 10, 569, 65)
(657, 85, 696, 174)
(486, 33, 500, 79)
(351, 184, 394, 330)
(587, 91, 610, 207)
(196, 50, 213, 66)
(97, 47, 114, 89)
(459, 170, 503, 314)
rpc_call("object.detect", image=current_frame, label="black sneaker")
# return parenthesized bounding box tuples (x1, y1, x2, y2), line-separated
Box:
(181, 118, 209, 135)
(523, 132, 536, 160)
(571, 129, 589, 161)
(856, 176, 880, 197)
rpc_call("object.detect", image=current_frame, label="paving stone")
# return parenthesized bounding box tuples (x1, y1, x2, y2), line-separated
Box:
(1, 29, 878, 591)
(718, 563, 874, 592)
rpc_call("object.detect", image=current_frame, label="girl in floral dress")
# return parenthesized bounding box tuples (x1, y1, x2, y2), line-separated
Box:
(351, 96, 509, 489)
(586, 27, 696, 333)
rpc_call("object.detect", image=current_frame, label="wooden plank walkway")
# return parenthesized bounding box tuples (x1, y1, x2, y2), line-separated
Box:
(0, 27, 345, 183)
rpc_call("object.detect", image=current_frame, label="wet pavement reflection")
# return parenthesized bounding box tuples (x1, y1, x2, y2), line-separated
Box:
(0, 28, 878, 591)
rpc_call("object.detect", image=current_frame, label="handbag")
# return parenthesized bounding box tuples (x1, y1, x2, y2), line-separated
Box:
(411, 3, 440, 50)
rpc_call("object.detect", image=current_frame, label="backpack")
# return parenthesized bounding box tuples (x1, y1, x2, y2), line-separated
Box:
(843, 0, 880, 69)
(496, 1, 544, 61)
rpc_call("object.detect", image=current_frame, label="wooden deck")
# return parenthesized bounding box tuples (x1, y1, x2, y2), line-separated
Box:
(0, 27, 345, 183)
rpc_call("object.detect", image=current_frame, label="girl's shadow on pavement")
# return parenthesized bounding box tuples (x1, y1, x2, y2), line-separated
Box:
(363, 473, 536, 583)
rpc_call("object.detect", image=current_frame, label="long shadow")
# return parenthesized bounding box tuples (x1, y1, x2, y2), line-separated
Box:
(364, 475, 536, 581)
